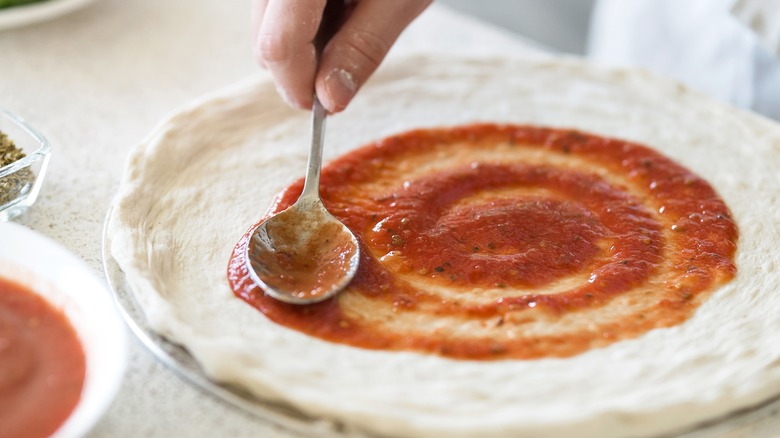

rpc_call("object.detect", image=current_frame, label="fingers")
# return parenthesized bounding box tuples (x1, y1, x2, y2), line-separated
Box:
(251, 0, 268, 67)
(253, 0, 432, 112)
(316, 0, 432, 113)
(254, 0, 327, 109)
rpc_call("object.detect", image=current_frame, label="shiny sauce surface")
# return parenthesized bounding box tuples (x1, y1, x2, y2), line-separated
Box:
(228, 124, 737, 360)
(0, 277, 86, 437)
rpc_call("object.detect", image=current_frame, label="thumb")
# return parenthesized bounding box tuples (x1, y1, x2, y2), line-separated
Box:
(315, 0, 431, 113)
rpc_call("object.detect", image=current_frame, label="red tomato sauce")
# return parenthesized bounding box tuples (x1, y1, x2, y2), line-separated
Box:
(0, 277, 86, 438)
(227, 124, 737, 360)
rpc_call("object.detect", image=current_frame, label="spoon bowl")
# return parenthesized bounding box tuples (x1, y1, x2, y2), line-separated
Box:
(245, 97, 360, 304)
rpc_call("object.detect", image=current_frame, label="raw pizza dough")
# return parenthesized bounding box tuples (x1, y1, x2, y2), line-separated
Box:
(108, 54, 780, 437)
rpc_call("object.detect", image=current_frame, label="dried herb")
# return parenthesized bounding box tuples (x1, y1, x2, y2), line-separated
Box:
(0, 130, 34, 206)
(0, 131, 26, 166)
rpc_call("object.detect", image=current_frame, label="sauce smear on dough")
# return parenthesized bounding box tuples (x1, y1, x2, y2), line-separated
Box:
(0, 277, 86, 437)
(227, 124, 738, 360)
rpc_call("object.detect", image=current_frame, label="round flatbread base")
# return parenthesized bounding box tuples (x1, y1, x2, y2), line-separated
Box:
(107, 54, 780, 438)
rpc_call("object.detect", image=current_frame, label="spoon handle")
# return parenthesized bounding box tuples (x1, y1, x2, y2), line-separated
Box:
(315, 0, 348, 53)
(300, 97, 327, 200)
(300, 0, 346, 200)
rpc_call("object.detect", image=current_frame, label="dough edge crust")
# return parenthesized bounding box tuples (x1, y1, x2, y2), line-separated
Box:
(107, 53, 780, 438)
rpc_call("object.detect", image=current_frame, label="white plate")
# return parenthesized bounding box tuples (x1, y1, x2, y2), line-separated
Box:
(0, 0, 96, 30)
(0, 221, 127, 438)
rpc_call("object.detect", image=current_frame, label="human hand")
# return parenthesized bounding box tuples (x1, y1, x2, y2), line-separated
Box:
(252, 0, 432, 113)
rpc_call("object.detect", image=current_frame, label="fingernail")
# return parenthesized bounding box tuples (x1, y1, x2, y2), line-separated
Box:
(324, 68, 357, 111)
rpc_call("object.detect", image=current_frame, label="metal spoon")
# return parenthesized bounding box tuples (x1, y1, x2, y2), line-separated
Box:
(245, 96, 360, 304)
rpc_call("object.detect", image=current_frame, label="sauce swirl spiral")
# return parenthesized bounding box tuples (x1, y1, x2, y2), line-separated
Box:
(228, 124, 737, 360)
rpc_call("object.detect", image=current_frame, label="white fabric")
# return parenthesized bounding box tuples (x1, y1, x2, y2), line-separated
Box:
(731, 0, 780, 54)
(589, 0, 780, 120)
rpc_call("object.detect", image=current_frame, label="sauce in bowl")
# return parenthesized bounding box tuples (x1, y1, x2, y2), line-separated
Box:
(0, 276, 86, 438)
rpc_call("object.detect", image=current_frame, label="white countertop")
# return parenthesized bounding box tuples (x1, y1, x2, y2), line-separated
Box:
(1, 1, 778, 436)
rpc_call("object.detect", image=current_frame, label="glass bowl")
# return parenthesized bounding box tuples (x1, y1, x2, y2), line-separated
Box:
(0, 109, 51, 221)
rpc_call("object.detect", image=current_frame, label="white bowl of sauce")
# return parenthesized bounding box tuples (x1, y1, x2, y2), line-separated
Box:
(0, 221, 126, 437)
